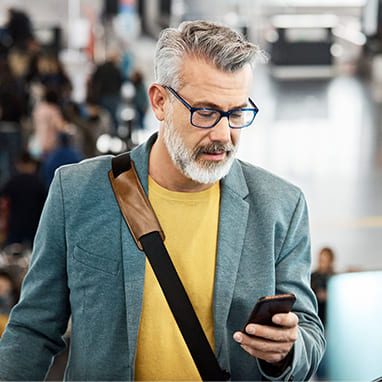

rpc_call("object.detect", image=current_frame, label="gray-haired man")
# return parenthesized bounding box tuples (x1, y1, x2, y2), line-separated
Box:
(0, 21, 325, 381)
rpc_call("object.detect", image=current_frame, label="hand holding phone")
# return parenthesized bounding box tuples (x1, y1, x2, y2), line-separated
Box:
(243, 293, 296, 331)
(235, 293, 298, 365)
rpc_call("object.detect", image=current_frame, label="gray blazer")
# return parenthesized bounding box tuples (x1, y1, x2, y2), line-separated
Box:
(0, 134, 325, 381)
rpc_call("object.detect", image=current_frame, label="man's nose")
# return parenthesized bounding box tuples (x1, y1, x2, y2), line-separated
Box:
(209, 116, 231, 143)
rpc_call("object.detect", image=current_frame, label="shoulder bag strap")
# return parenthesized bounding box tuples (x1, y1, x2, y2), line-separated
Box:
(108, 152, 230, 381)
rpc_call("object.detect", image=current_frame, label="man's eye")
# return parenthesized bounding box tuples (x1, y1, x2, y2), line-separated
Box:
(197, 110, 217, 118)
(230, 111, 244, 119)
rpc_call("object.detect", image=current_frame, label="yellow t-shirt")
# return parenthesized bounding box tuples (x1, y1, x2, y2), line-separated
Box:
(134, 177, 220, 381)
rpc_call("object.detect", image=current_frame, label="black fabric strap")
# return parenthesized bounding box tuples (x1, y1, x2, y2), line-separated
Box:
(140, 232, 230, 381)
(111, 154, 230, 381)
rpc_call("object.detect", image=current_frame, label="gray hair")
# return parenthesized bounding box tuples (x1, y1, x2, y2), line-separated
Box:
(154, 20, 262, 90)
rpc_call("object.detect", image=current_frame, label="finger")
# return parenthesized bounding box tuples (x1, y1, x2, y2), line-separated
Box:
(243, 323, 257, 336)
(272, 312, 299, 327)
(239, 332, 294, 354)
(233, 331, 294, 363)
(240, 344, 290, 364)
(243, 322, 298, 343)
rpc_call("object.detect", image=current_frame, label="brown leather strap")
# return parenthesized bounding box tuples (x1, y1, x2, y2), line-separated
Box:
(108, 153, 230, 380)
(108, 160, 164, 250)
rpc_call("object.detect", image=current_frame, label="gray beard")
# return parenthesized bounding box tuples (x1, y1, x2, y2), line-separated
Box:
(162, 115, 238, 185)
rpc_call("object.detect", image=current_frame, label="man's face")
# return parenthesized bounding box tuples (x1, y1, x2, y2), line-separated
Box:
(319, 251, 333, 273)
(161, 57, 253, 184)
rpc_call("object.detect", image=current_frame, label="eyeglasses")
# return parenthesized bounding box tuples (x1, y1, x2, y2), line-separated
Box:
(164, 86, 259, 129)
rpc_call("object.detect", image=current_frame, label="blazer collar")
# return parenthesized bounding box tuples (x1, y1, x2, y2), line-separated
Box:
(221, 158, 249, 199)
(129, 133, 157, 193)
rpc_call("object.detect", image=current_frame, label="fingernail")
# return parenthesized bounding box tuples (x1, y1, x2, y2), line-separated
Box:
(233, 332, 242, 343)
(246, 325, 256, 335)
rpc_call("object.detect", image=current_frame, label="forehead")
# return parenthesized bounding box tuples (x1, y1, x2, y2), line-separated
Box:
(179, 56, 253, 108)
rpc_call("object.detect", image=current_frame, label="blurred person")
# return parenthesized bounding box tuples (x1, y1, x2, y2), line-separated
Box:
(90, 50, 123, 132)
(130, 69, 149, 130)
(311, 247, 336, 327)
(120, 42, 135, 80)
(0, 21, 325, 381)
(63, 96, 112, 158)
(7, 49, 31, 117)
(0, 24, 10, 56)
(31, 53, 72, 102)
(31, 88, 66, 158)
(0, 151, 46, 248)
(0, 270, 16, 314)
(7, 49, 30, 81)
(0, 57, 24, 124)
(311, 247, 336, 380)
(0, 244, 30, 303)
(4, 8, 34, 51)
(0, 269, 17, 336)
(0, 198, 8, 246)
(42, 133, 83, 188)
(79, 101, 113, 155)
(0, 57, 23, 187)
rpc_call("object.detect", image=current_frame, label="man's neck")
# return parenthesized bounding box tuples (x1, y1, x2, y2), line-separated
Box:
(149, 136, 214, 193)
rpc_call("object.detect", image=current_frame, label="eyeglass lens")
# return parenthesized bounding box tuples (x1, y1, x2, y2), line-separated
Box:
(192, 109, 255, 128)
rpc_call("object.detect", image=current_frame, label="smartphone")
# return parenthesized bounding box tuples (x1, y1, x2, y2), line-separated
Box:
(243, 293, 296, 330)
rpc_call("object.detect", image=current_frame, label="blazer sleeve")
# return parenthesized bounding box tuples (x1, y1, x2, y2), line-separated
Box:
(0, 169, 71, 380)
(257, 192, 326, 381)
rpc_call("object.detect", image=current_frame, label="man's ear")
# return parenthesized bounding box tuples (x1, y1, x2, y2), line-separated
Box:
(149, 84, 168, 121)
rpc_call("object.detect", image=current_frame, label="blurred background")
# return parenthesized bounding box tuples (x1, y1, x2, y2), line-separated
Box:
(0, 0, 381, 380)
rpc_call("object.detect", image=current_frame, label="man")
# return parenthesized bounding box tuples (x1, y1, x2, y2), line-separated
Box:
(0, 21, 325, 380)
(311, 247, 336, 326)
(90, 49, 123, 132)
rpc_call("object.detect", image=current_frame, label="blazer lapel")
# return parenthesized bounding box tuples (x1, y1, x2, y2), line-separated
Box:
(214, 160, 249, 360)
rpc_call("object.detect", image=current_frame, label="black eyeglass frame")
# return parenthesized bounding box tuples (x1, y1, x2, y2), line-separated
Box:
(164, 86, 259, 129)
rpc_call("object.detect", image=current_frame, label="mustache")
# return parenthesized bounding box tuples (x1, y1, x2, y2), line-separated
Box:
(193, 141, 236, 159)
